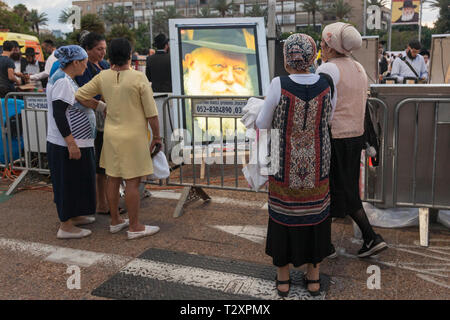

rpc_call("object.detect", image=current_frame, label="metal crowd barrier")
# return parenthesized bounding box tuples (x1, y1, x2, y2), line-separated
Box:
(393, 97, 450, 210)
(362, 97, 389, 204)
(392, 97, 450, 246)
(0, 92, 49, 195)
(161, 95, 265, 217)
(1, 92, 448, 247)
(162, 95, 391, 218)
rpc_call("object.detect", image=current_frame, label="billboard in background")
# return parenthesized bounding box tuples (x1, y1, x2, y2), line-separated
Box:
(391, 0, 421, 25)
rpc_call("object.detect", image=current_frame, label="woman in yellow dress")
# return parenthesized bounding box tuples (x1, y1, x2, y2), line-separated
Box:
(76, 38, 162, 240)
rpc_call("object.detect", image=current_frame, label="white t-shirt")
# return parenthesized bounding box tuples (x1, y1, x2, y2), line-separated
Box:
(30, 51, 57, 81)
(256, 73, 337, 130)
(46, 69, 96, 148)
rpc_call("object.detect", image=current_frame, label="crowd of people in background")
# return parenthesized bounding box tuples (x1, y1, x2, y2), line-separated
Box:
(378, 39, 430, 83)
(0, 39, 57, 98)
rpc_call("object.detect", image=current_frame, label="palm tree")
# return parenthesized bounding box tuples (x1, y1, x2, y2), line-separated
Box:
(213, 0, 234, 18)
(13, 4, 29, 22)
(29, 9, 48, 34)
(107, 24, 136, 46)
(80, 14, 106, 34)
(367, 0, 388, 7)
(245, 3, 267, 17)
(59, 8, 74, 24)
(426, 0, 450, 33)
(302, 0, 322, 28)
(196, 6, 219, 18)
(102, 5, 133, 27)
(162, 5, 182, 21)
(152, 6, 183, 35)
(326, 0, 353, 21)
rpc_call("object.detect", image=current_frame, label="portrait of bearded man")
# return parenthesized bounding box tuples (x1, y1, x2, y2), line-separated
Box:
(181, 28, 258, 97)
(183, 47, 254, 96)
(394, 0, 419, 23)
(180, 28, 259, 136)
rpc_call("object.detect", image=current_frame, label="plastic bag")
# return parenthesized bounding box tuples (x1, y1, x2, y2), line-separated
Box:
(148, 151, 170, 180)
(362, 202, 419, 228)
(242, 128, 269, 191)
(437, 210, 450, 229)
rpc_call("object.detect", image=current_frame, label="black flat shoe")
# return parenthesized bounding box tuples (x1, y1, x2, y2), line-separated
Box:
(275, 276, 291, 298)
(303, 275, 321, 297)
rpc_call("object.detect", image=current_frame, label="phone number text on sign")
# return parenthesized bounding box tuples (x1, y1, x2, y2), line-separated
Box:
(193, 100, 246, 117)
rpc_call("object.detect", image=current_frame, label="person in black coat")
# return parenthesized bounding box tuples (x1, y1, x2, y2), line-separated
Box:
(145, 33, 172, 93)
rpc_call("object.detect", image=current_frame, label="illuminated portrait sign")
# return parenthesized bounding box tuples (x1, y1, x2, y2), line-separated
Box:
(391, 0, 421, 25)
(180, 26, 261, 97)
(169, 18, 269, 139)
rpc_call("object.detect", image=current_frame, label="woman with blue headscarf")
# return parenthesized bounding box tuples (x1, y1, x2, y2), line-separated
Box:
(46, 45, 106, 239)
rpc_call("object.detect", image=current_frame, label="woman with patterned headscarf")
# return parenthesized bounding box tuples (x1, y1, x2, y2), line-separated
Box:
(317, 22, 387, 259)
(256, 33, 335, 297)
(46, 45, 106, 239)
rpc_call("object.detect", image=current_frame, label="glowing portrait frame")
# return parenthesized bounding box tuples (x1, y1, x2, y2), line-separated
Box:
(168, 18, 270, 133)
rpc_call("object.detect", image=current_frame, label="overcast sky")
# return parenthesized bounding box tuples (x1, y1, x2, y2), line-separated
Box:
(3, 0, 441, 34)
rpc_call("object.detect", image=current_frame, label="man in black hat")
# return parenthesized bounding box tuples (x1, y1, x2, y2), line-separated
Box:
(146, 33, 172, 92)
(395, 0, 419, 23)
(23, 47, 45, 89)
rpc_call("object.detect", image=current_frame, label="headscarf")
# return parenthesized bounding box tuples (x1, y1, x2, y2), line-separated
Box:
(79, 30, 91, 46)
(54, 45, 88, 68)
(322, 22, 362, 56)
(283, 33, 317, 72)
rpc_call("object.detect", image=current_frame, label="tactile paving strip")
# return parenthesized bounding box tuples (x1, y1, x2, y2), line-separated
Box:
(92, 248, 330, 300)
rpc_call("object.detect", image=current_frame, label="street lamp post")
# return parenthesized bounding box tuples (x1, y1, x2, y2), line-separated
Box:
(418, 0, 423, 42)
(148, 1, 153, 48)
(267, 0, 276, 79)
(363, 0, 367, 36)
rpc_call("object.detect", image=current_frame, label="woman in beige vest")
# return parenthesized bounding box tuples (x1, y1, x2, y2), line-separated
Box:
(316, 23, 388, 258)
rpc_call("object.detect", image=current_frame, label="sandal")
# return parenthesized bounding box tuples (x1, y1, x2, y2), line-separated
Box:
(275, 276, 291, 298)
(303, 275, 321, 297)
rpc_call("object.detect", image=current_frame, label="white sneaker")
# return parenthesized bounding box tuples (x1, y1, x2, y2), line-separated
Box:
(72, 216, 96, 226)
(127, 225, 160, 240)
(110, 219, 130, 234)
(57, 228, 92, 239)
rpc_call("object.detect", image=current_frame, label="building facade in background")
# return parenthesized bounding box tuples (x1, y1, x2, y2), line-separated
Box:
(72, 0, 371, 33)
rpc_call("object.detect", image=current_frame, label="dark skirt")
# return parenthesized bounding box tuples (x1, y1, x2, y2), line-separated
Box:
(47, 142, 96, 222)
(265, 213, 332, 268)
(329, 135, 364, 218)
(94, 131, 106, 175)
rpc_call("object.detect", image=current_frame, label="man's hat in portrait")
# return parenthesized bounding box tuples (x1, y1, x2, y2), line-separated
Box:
(182, 28, 256, 55)
(400, 0, 417, 9)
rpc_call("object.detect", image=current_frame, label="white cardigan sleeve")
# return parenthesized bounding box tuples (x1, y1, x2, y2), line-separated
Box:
(316, 62, 339, 120)
(255, 77, 281, 130)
